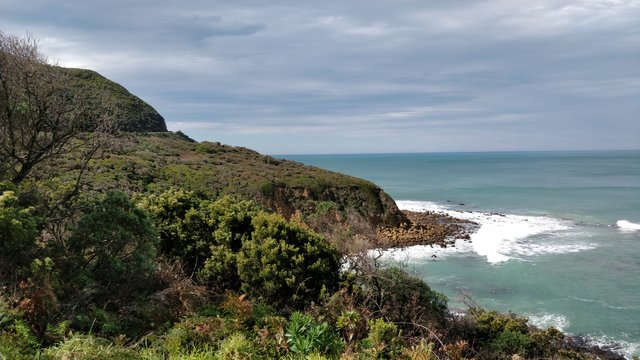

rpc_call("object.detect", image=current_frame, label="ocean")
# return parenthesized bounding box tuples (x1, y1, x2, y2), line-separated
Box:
(280, 150, 640, 359)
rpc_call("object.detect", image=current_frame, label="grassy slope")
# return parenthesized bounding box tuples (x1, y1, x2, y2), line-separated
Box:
(49, 132, 406, 241)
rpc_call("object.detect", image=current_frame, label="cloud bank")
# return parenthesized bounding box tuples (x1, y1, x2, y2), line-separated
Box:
(3, 0, 639, 154)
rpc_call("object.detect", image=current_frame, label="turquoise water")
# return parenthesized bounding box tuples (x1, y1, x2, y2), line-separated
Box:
(281, 151, 640, 358)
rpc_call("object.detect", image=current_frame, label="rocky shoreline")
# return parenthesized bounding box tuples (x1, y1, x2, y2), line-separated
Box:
(376, 210, 479, 248)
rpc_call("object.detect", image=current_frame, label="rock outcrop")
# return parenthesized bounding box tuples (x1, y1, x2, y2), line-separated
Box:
(377, 210, 478, 248)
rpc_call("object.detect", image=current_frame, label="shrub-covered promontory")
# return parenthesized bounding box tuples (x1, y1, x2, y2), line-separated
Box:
(43, 132, 407, 246)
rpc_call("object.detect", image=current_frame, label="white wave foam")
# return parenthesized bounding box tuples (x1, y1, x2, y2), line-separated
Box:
(396, 200, 452, 213)
(584, 334, 640, 360)
(396, 200, 595, 263)
(371, 239, 474, 263)
(616, 220, 640, 232)
(526, 312, 570, 332)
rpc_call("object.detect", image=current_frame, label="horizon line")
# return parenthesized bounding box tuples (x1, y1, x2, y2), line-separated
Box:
(272, 148, 640, 157)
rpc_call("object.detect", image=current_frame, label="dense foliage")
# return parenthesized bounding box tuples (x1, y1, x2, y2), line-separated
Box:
(141, 188, 340, 309)
(238, 212, 340, 308)
(62, 191, 159, 305)
(0, 190, 39, 277)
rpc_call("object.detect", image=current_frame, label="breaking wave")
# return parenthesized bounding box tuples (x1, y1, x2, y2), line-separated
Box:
(616, 220, 640, 232)
(526, 312, 570, 332)
(392, 200, 596, 263)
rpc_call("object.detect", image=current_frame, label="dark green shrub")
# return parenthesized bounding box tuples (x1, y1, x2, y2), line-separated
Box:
(489, 329, 531, 357)
(361, 267, 448, 332)
(199, 245, 240, 291)
(0, 190, 39, 278)
(206, 196, 258, 252)
(472, 309, 529, 341)
(143, 189, 339, 308)
(71, 307, 121, 337)
(259, 181, 276, 197)
(196, 196, 260, 289)
(141, 189, 259, 288)
(64, 191, 158, 304)
(285, 311, 343, 357)
(138, 188, 209, 264)
(529, 326, 564, 358)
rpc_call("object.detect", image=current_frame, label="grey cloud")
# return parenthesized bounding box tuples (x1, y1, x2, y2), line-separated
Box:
(2, 0, 639, 154)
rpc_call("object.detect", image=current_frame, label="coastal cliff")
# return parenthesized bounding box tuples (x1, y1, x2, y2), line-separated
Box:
(30, 63, 406, 239)
(47, 132, 408, 242)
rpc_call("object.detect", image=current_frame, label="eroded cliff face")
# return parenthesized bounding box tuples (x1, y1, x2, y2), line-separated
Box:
(261, 183, 407, 236)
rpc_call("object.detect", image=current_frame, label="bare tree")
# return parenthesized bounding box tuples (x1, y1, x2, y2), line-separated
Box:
(0, 31, 116, 185)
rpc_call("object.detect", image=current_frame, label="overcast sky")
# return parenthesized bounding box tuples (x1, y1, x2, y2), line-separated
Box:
(2, 0, 639, 154)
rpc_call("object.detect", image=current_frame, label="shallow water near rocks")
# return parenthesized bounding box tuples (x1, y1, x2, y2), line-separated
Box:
(282, 150, 640, 359)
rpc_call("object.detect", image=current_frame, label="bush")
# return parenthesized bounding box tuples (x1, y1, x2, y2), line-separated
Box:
(165, 316, 229, 355)
(140, 190, 260, 289)
(530, 326, 564, 358)
(489, 329, 531, 357)
(0, 299, 39, 359)
(198, 196, 260, 290)
(0, 190, 39, 278)
(361, 267, 448, 332)
(63, 191, 158, 304)
(363, 318, 404, 359)
(336, 310, 362, 344)
(472, 309, 529, 341)
(238, 212, 340, 308)
(285, 311, 343, 357)
(144, 189, 340, 309)
(138, 188, 210, 265)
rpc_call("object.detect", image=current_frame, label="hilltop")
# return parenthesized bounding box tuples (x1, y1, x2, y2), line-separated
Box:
(58, 67, 167, 132)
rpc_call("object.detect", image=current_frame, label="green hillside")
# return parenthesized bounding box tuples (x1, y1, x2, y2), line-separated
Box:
(45, 131, 406, 242)
(59, 67, 167, 132)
